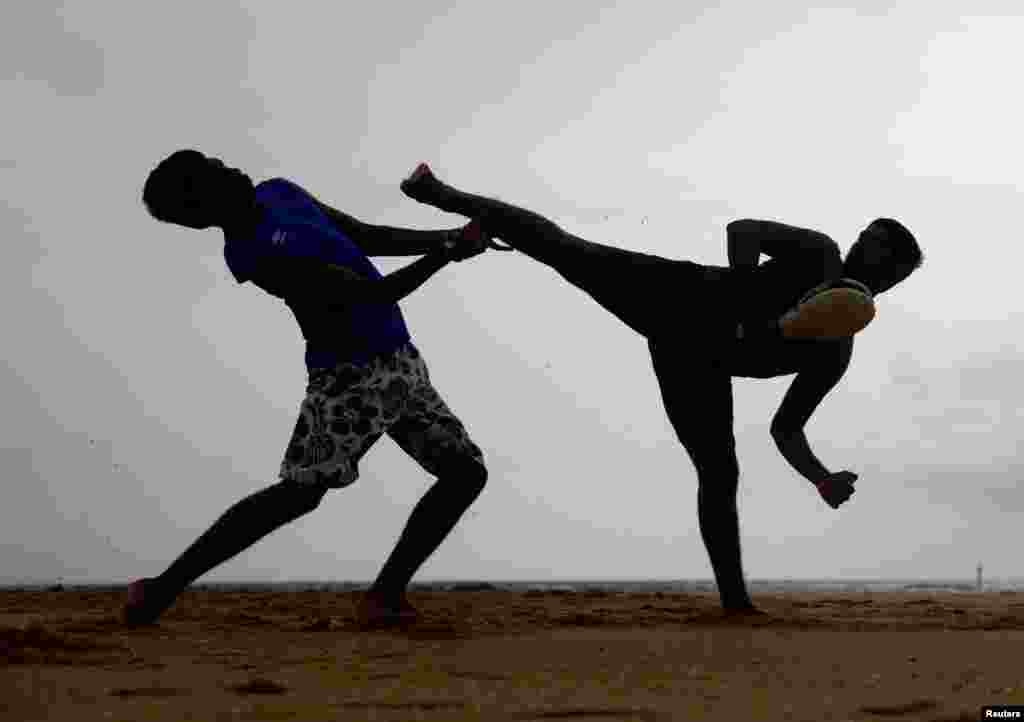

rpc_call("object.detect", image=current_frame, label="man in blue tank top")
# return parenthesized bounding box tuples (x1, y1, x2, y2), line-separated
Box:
(126, 150, 495, 628)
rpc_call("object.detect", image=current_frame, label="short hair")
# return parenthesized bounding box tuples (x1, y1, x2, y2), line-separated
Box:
(870, 217, 924, 271)
(142, 149, 206, 223)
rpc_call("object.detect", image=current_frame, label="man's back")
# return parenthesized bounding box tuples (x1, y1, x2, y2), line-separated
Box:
(223, 178, 411, 368)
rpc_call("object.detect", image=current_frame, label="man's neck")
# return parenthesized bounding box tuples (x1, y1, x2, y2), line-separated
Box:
(220, 200, 264, 240)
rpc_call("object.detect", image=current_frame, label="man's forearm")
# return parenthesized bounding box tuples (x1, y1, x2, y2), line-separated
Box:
(313, 199, 454, 256)
(375, 249, 451, 303)
(359, 224, 455, 256)
(771, 430, 830, 483)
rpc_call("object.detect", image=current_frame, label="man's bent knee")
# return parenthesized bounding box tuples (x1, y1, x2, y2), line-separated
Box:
(438, 453, 488, 494)
(459, 458, 488, 492)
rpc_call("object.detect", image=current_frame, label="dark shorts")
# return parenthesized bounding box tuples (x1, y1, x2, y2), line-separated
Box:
(278, 343, 484, 488)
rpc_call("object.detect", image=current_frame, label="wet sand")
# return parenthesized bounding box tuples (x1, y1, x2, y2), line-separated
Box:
(3, 588, 1023, 721)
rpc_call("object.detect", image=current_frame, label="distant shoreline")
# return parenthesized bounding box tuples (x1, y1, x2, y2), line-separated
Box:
(3, 578, 1022, 593)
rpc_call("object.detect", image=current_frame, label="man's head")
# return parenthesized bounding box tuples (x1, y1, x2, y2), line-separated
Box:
(142, 149, 255, 230)
(843, 218, 923, 295)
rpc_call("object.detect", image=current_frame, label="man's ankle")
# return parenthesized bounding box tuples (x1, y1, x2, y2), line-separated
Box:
(367, 582, 405, 600)
(721, 589, 753, 609)
(150, 575, 182, 605)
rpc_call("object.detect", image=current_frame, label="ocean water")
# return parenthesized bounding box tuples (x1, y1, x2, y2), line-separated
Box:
(7, 579, 1024, 594)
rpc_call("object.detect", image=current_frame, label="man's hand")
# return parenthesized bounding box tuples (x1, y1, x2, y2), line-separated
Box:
(441, 220, 489, 261)
(443, 219, 514, 261)
(814, 470, 858, 509)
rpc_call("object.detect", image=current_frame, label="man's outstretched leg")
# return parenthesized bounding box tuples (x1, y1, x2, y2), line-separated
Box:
(123, 480, 327, 625)
(403, 163, 605, 268)
(401, 163, 711, 339)
(649, 339, 756, 612)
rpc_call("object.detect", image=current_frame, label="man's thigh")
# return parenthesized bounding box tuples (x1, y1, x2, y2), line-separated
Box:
(277, 357, 395, 489)
(648, 339, 739, 480)
(386, 352, 485, 478)
(550, 235, 715, 338)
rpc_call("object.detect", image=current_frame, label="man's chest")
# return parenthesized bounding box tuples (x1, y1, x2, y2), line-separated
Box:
(743, 259, 834, 322)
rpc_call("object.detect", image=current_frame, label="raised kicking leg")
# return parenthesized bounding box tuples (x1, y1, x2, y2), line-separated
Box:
(401, 163, 716, 339)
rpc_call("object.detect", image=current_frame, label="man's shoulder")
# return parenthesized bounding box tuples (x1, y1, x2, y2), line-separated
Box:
(255, 177, 315, 206)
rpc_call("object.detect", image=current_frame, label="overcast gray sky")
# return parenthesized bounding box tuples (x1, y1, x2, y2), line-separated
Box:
(3, 1, 1022, 585)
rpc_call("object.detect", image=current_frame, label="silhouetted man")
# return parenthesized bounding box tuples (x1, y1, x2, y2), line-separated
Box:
(401, 162, 923, 614)
(127, 150, 494, 627)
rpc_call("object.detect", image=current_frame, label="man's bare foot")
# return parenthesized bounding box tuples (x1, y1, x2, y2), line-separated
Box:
(723, 604, 766, 617)
(400, 163, 446, 205)
(357, 589, 419, 629)
(123, 578, 173, 627)
(720, 604, 772, 624)
(815, 471, 857, 509)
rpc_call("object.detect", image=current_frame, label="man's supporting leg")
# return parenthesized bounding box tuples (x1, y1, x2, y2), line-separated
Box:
(402, 165, 684, 338)
(696, 468, 752, 610)
(124, 480, 327, 624)
(369, 454, 487, 600)
(649, 340, 754, 611)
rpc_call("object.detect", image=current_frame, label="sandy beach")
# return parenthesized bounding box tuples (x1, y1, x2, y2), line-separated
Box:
(3, 588, 1023, 721)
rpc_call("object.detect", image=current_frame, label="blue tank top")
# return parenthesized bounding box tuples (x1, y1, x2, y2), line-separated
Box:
(223, 178, 411, 370)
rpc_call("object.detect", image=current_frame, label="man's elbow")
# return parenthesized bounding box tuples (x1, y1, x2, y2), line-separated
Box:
(348, 284, 391, 306)
(770, 424, 802, 440)
(823, 241, 843, 276)
(361, 279, 397, 306)
(727, 219, 756, 235)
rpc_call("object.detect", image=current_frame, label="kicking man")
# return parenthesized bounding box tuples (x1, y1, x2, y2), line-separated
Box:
(127, 150, 494, 628)
(400, 163, 923, 614)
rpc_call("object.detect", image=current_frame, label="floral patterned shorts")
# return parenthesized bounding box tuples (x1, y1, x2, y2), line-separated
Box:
(279, 343, 484, 488)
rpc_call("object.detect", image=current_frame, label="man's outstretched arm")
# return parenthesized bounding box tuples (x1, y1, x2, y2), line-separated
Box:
(250, 249, 455, 308)
(312, 197, 455, 256)
(770, 428, 831, 482)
